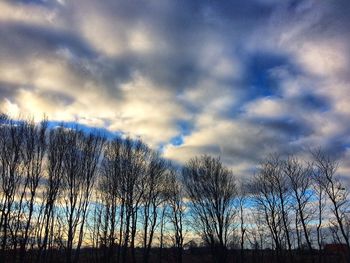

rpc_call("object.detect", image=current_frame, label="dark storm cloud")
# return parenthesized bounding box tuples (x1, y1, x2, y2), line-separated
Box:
(37, 89, 75, 106)
(250, 117, 314, 140)
(0, 81, 23, 98)
(0, 22, 95, 60)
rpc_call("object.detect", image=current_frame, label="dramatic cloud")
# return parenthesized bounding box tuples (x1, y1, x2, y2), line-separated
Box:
(0, 0, 349, 176)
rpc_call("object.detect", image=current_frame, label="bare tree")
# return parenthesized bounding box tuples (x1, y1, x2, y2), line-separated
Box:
(57, 129, 104, 263)
(99, 137, 151, 263)
(312, 150, 350, 256)
(248, 209, 269, 263)
(237, 181, 248, 263)
(251, 155, 297, 263)
(141, 153, 168, 263)
(283, 156, 313, 250)
(74, 132, 104, 263)
(0, 117, 25, 262)
(251, 160, 284, 253)
(312, 162, 327, 251)
(99, 138, 123, 263)
(271, 157, 293, 254)
(19, 119, 48, 262)
(122, 138, 149, 263)
(182, 155, 237, 263)
(37, 126, 67, 262)
(167, 167, 185, 263)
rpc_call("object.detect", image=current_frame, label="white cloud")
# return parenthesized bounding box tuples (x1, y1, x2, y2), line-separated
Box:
(243, 97, 286, 119)
(0, 0, 349, 178)
(0, 1, 61, 27)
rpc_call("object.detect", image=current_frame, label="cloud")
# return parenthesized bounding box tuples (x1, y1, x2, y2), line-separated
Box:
(0, 0, 349, 177)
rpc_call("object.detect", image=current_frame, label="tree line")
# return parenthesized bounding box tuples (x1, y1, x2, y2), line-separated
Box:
(0, 115, 349, 263)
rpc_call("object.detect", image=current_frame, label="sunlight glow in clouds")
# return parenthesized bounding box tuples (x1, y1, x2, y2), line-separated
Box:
(0, 0, 349, 176)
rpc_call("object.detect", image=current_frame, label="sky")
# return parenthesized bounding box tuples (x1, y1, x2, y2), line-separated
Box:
(0, 0, 350, 177)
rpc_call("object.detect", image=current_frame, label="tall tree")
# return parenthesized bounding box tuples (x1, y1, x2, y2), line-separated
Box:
(283, 156, 313, 250)
(313, 150, 350, 257)
(19, 119, 48, 262)
(141, 153, 168, 263)
(167, 167, 185, 263)
(182, 155, 237, 263)
(37, 127, 67, 262)
(0, 117, 24, 262)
